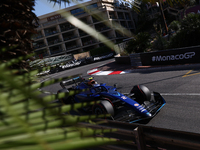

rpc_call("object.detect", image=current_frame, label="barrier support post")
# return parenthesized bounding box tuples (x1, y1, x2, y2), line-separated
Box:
(134, 127, 146, 150)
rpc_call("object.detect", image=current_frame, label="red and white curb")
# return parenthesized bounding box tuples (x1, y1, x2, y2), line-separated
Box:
(87, 68, 130, 75)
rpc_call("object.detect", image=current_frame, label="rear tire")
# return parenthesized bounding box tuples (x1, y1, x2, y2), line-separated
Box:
(92, 100, 115, 116)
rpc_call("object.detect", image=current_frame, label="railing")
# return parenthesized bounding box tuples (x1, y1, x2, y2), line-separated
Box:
(80, 32, 88, 37)
(48, 40, 62, 46)
(45, 30, 58, 36)
(35, 53, 49, 59)
(66, 45, 80, 50)
(33, 44, 46, 49)
(50, 49, 63, 55)
(42, 20, 57, 27)
(96, 26, 110, 31)
(83, 40, 96, 46)
(81, 119, 200, 150)
(60, 26, 75, 32)
(63, 35, 78, 41)
(32, 35, 43, 40)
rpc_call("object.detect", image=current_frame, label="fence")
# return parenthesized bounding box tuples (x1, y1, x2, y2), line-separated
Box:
(81, 119, 200, 150)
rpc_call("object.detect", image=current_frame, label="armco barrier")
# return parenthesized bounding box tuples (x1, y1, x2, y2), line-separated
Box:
(81, 119, 200, 150)
(130, 53, 142, 66)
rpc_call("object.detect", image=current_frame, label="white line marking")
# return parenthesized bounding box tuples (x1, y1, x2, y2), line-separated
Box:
(87, 68, 98, 74)
(123, 93, 200, 96)
(160, 93, 200, 96)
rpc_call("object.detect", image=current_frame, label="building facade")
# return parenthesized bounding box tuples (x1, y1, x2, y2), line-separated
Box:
(32, 0, 136, 58)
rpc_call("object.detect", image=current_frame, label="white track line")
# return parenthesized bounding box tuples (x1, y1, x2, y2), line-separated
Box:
(123, 93, 200, 96)
(160, 93, 200, 96)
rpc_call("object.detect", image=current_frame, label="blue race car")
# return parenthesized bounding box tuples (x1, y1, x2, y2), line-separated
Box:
(57, 76, 166, 123)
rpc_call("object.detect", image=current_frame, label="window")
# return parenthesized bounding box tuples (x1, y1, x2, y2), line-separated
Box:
(70, 3, 98, 16)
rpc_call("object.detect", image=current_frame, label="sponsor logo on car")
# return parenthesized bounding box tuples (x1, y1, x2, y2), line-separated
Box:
(121, 96, 127, 100)
(134, 103, 139, 106)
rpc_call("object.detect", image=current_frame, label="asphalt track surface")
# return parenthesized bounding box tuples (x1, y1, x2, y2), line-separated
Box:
(41, 58, 200, 134)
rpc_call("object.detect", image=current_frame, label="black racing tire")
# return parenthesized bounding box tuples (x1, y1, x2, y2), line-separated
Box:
(92, 100, 115, 116)
(130, 85, 151, 104)
(57, 89, 75, 104)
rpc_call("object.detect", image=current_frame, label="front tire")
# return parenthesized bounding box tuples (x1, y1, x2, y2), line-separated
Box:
(130, 85, 151, 104)
(92, 100, 115, 116)
(57, 89, 75, 104)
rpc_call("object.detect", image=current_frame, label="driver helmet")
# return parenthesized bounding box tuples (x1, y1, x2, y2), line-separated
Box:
(88, 79, 96, 86)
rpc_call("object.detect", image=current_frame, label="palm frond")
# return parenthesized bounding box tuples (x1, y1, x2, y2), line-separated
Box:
(0, 51, 118, 149)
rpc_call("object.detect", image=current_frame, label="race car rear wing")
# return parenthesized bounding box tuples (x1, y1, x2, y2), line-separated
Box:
(60, 76, 84, 88)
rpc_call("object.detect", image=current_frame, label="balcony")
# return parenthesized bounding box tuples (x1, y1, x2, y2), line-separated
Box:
(49, 47, 63, 55)
(60, 24, 75, 32)
(109, 12, 117, 19)
(43, 20, 57, 27)
(118, 12, 125, 20)
(32, 34, 43, 40)
(79, 32, 88, 37)
(118, 16, 125, 19)
(92, 17, 99, 23)
(35, 52, 49, 59)
(45, 30, 58, 36)
(109, 15, 117, 19)
(33, 43, 46, 49)
(44, 27, 59, 37)
(120, 21, 128, 28)
(82, 40, 96, 46)
(63, 34, 78, 41)
(128, 22, 134, 28)
(50, 49, 64, 55)
(96, 26, 110, 32)
(66, 45, 80, 50)
(48, 39, 62, 46)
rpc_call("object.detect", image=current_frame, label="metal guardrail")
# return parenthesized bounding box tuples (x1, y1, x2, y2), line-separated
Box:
(80, 119, 200, 150)
(130, 53, 142, 66)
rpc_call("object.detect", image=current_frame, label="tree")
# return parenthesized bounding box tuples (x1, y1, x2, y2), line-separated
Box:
(0, 0, 38, 73)
(126, 0, 195, 34)
(0, 0, 71, 72)
(168, 13, 200, 48)
(125, 32, 151, 54)
(0, 0, 119, 149)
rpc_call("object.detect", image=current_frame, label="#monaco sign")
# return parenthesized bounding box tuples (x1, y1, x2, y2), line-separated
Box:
(152, 52, 195, 62)
(140, 47, 200, 66)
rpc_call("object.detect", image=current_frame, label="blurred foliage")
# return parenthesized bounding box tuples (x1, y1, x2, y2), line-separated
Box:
(0, 50, 118, 149)
(0, 0, 121, 148)
(125, 32, 151, 54)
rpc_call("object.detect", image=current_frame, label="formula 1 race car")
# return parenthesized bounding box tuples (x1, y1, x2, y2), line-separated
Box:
(57, 76, 166, 123)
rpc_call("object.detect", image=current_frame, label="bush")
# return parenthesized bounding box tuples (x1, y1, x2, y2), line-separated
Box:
(168, 20, 181, 32)
(125, 32, 151, 54)
(168, 13, 200, 48)
(152, 34, 168, 50)
(87, 46, 114, 56)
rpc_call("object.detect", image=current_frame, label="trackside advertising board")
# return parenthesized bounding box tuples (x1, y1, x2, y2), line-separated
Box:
(140, 46, 200, 66)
